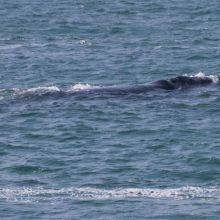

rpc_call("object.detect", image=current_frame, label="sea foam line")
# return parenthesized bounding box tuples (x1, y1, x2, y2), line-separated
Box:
(0, 186, 219, 203)
(12, 86, 60, 94)
(12, 84, 96, 95)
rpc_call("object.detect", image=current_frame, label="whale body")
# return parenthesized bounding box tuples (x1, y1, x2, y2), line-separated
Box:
(7, 73, 219, 103)
(75, 74, 219, 96)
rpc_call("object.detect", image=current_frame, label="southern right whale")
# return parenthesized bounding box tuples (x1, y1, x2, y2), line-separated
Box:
(74, 73, 219, 95)
(7, 73, 219, 102)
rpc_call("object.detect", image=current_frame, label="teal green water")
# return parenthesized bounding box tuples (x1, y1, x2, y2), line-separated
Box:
(0, 0, 220, 219)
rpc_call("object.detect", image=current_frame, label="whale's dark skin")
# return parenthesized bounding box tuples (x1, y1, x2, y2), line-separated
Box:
(8, 75, 218, 104)
(153, 75, 214, 90)
(76, 75, 218, 96)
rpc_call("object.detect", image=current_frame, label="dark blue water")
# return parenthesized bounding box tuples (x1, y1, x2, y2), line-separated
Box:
(0, 0, 220, 219)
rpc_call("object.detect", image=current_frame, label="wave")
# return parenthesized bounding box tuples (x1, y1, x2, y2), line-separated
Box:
(0, 186, 219, 203)
(0, 73, 219, 102)
(0, 44, 23, 50)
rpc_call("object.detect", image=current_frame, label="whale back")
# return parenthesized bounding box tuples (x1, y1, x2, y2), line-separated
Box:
(154, 75, 216, 90)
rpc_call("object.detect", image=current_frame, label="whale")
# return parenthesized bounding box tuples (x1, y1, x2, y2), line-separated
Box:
(71, 74, 219, 96)
(5, 73, 219, 103)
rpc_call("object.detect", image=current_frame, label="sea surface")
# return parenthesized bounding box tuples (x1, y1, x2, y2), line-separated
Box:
(0, 0, 220, 219)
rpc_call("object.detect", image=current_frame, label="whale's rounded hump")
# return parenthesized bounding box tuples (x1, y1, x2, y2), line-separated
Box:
(154, 80, 175, 90)
(168, 75, 214, 89)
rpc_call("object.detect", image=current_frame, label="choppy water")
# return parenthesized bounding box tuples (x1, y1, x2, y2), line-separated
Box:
(0, 0, 220, 219)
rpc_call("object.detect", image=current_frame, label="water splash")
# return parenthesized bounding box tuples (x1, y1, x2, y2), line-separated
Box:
(192, 72, 219, 83)
(14, 86, 61, 95)
(66, 83, 94, 92)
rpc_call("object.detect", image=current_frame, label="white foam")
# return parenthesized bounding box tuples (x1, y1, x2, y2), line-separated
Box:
(67, 83, 95, 92)
(207, 75, 219, 83)
(25, 86, 60, 93)
(191, 72, 219, 83)
(79, 39, 92, 46)
(79, 39, 86, 45)
(194, 72, 206, 78)
(11, 84, 99, 96)
(0, 186, 219, 203)
(14, 86, 60, 95)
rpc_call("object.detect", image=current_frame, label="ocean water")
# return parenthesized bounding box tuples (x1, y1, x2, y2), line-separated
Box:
(0, 0, 220, 219)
